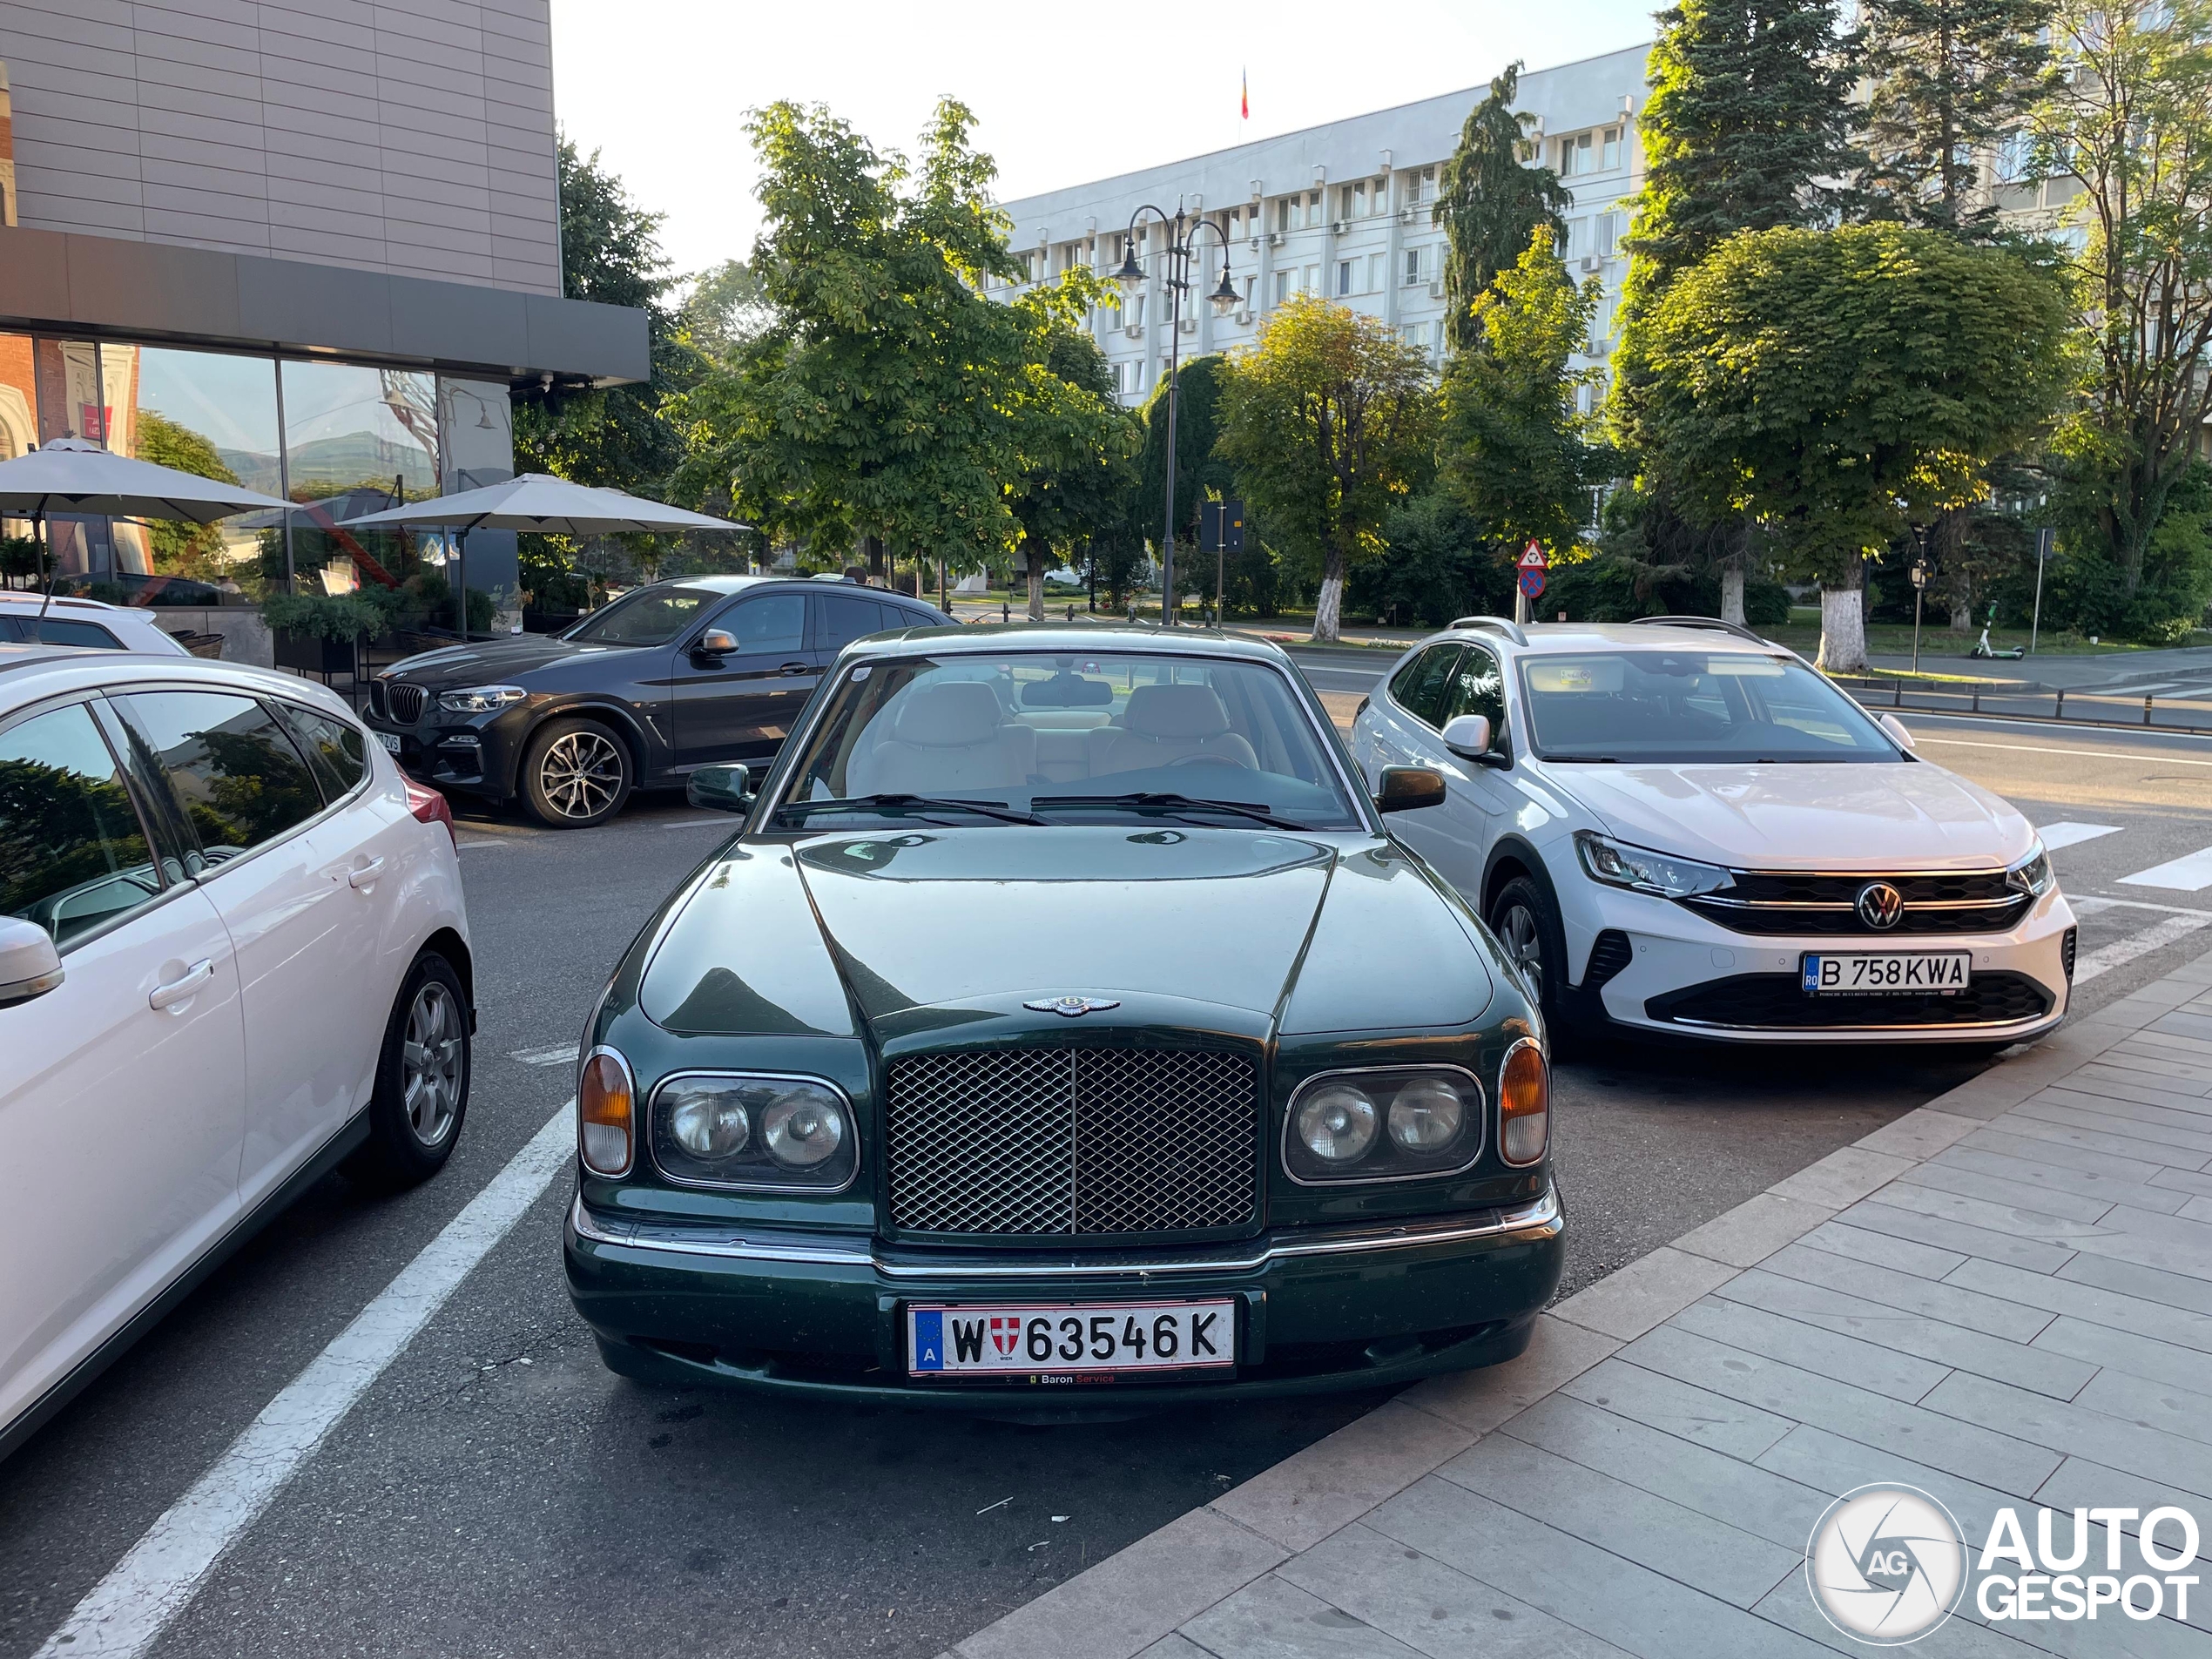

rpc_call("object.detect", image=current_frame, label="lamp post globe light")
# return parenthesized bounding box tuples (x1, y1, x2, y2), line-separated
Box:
(1116, 203, 1239, 626)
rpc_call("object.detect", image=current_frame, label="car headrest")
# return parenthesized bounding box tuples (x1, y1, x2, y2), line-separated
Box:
(890, 680, 1004, 747)
(1123, 683, 1232, 739)
(1022, 672, 1115, 708)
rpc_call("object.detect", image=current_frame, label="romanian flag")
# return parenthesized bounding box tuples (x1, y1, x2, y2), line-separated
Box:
(1241, 69, 1249, 120)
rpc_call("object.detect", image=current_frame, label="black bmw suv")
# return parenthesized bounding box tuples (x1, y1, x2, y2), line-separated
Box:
(364, 576, 948, 828)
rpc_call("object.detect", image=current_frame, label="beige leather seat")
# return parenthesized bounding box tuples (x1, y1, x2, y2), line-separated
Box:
(851, 681, 1037, 794)
(1089, 684, 1258, 776)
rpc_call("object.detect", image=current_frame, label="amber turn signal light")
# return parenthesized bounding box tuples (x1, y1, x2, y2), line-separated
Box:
(578, 1049, 635, 1176)
(1499, 1039, 1548, 1166)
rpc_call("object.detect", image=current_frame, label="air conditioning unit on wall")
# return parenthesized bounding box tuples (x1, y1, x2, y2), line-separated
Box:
(1427, 278, 1445, 298)
(1123, 321, 1143, 338)
(1580, 255, 1603, 273)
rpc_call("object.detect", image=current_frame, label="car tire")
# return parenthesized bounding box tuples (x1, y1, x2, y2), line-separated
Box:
(521, 718, 632, 829)
(1488, 875, 1580, 1050)
(356, 950, 470, 1188)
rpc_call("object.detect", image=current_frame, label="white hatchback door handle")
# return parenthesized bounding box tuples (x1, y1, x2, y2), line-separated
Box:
(347, 857, 387, 890)
(149, 959, 215, 1009)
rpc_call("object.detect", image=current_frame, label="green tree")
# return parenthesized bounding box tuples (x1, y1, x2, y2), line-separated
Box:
(2031, 0, 2212, 624)
(673, 99, 1048, 580)
(1216, 297, 1438, 643)
(132, 410, 239, 576)
(1132, 354, 1236, 613)
(516, 138, 704, 495)
(1433, 63, 1575, 353)
(1640, 224, 2074, 669)
(1858, 0, 2054, 233)
(1437, 230, 1609, 596)
(679, 259, 772, 363)
(1007, 274, 1141, 619)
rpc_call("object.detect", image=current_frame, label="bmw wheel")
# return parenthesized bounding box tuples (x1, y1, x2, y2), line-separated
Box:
(522, 718, 632, 829)
(357, 950, 471, 1187)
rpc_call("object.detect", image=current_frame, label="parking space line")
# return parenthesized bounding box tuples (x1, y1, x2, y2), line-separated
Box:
(35, 1104, 576, 1659)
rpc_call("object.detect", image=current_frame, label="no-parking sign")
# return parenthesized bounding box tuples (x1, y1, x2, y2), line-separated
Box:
(1517, 541, 1548, 599)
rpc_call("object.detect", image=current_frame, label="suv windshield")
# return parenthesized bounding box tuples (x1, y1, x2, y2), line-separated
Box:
(774, 651, 1363, 830)
(560, 584, 724, 647)
(1519, 651, 1900, 764)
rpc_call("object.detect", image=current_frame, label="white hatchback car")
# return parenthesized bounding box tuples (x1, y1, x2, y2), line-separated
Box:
(0, 592, 192, 654)
(0, 644, 473, 1460)
(1351, 617, 2074, 1049)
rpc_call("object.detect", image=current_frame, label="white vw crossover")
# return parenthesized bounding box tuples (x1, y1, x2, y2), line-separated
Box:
(1350, 617, 2074, 1049)
(0, 643, 474, 1460)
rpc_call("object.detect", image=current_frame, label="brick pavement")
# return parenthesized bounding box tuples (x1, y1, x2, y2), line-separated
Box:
(947, 947, 2212, 1659)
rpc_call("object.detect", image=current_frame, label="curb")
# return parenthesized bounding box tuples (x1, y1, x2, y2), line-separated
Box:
(944, 948, 2212, 1659)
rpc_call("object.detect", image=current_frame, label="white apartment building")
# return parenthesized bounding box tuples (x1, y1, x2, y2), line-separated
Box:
(991, 44, 1650, 408)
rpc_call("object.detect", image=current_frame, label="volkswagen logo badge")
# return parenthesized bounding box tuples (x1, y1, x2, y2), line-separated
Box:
(1023, 995, 1122, 1018)
(1856, 881, 1906, 931)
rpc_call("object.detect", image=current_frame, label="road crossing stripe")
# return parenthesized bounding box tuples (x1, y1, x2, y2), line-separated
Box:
(33, 1103, 577, 1659)
(2036, 822, 2125, 851)
(2073, 913, 2212, 981)
(2116, 846, 2212, 893)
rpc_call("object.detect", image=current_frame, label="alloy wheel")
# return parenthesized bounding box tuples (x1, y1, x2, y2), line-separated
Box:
(400, 981, 464, 1148)
(1499, 903, 1545, 1001)
(538, 730, 624, 820)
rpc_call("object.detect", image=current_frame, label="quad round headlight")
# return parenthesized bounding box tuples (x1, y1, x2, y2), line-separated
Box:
(763, 1088, 846, 1168)
(649, 1072, 857, 1190)
(1388, 1077, 1466, 1150)
(1294, 1083, 1379, 1163)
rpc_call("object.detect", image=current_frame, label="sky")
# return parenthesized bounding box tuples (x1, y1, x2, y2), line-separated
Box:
(544, 0, 1660, 286)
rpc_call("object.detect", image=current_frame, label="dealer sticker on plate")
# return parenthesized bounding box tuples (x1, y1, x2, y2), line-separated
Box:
(907, 1300, 1235, 1380)
(1802, 951, 1970, 995)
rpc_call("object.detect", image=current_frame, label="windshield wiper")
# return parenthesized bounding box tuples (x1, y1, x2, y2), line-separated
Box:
(774, 793, 1045, 826)
(1030, 791, 1310, 830)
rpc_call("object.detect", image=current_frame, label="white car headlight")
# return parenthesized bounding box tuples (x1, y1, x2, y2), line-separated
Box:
(437, 685, 528, 713)
(649, 1073, 857, 1190)
(2006, 840, 2055, 898)
(1575, 830, 1732, 899)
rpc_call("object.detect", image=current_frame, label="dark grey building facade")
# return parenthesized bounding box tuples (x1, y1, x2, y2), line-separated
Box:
(0, 1, 648, 648)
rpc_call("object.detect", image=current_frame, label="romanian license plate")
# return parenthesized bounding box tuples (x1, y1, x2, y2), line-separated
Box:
(907, 1300, 1236, 1380)
(375, 731, 402, 753)
(1802, 951, 1971, 995)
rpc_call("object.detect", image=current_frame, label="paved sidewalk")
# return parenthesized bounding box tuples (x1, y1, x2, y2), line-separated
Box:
(948, 948, 2212, 1659)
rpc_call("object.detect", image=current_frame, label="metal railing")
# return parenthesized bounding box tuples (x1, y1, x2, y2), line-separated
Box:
(1831, 674, 2212, 736)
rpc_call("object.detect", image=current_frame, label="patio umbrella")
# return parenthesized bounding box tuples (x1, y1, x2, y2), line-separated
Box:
(0, 436, 294, 639)
(335, 474, 747, 638)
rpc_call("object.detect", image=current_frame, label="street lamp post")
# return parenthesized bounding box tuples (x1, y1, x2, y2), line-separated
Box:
(1114, 203, 1239, 626)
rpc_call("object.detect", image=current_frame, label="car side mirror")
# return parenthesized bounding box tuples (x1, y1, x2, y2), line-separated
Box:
(1440, 712, 1506, 765)
(694, 629, 738, 659)
(1878, 713, 1916, 752)
(0, 917, 64, 1008)
(1375, 765, 1447, 813)
(687, 762, 753, 814)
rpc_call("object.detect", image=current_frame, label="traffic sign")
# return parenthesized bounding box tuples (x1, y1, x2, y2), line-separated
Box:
(1517, 541, 1548, 572)
(1519, 567, 1547, 599)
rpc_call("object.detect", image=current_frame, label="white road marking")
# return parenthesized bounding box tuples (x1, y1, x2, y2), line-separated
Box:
(2118, 846, 2212, 893)
(455, 839, 512, 851)
(2074, 914, 2212, 981)
(1915, 735, 2212, 766)
(35, 1104, 577, 1659)
(2073, 893, 2212, 918)
(2037, 821, 2125, 851)
(509, 1042, 580, 1067)
(660, 817, 732, 830)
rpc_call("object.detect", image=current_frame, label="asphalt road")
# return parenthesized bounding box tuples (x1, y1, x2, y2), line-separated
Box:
(2, 658, 2204, 1659)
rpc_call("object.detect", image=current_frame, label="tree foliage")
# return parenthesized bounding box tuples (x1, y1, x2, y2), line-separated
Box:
(1434, 63, 1575, 353)
(1438, 229, 1609, 575)
(678, 259, 772, 363)
(1132, 353, 1238, 609)
(2032, 0, 2212, 617)
(1639, 224, 2074, 665)
(1858, 0, 2055, 233)
(1216, 297, 1438, 642)
(134, 410, 239, 574)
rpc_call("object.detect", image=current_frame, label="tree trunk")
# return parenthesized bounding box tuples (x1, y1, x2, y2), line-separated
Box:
(1719, 556, 1746, 628)
(1312, 543, 1346, 644)
(1814, 562, 1868, 673)
(1023, 537, 1046, 621)
(864, 534, 885, 582)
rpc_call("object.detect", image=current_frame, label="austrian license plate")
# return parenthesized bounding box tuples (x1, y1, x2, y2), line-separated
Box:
(907, 1300, 1236, 1380)
(375, 731, 402, 753)
(1802, 951, 1971, 995)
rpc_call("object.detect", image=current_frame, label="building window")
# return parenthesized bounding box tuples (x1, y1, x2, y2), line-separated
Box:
(1565, 218, 1589, 260)
(1602, 125, 1623, 169)
(1272, 270, 1291, 306)
(1368, 252, 1389, 292)
(1403, 246, 1426, 287)
(1337, 260, 1355, 296)
(1303, 262, 1320, 296)
(1596, 211, 1623, 256)
(1996, 131, 2034, 183)
(1402, 166, 1437, 207)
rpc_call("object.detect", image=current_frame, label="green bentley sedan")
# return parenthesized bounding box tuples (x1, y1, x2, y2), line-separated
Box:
(563, 626, 1563, 1404)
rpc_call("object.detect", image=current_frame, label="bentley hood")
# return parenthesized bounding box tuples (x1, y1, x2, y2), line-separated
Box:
(1554, 761, 2037, 872)
(637, 827, 1496, 1039)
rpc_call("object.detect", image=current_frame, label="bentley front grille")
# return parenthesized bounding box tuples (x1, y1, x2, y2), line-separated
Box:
(885, 1047, 1261, 1238)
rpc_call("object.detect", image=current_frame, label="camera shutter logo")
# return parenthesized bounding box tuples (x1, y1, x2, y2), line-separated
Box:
(1857, 881, 1906, 930)
(1806, 1485, 1967, 1644)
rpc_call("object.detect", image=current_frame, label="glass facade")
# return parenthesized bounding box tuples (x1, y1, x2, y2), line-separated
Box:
(0, 333, 516, 629)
